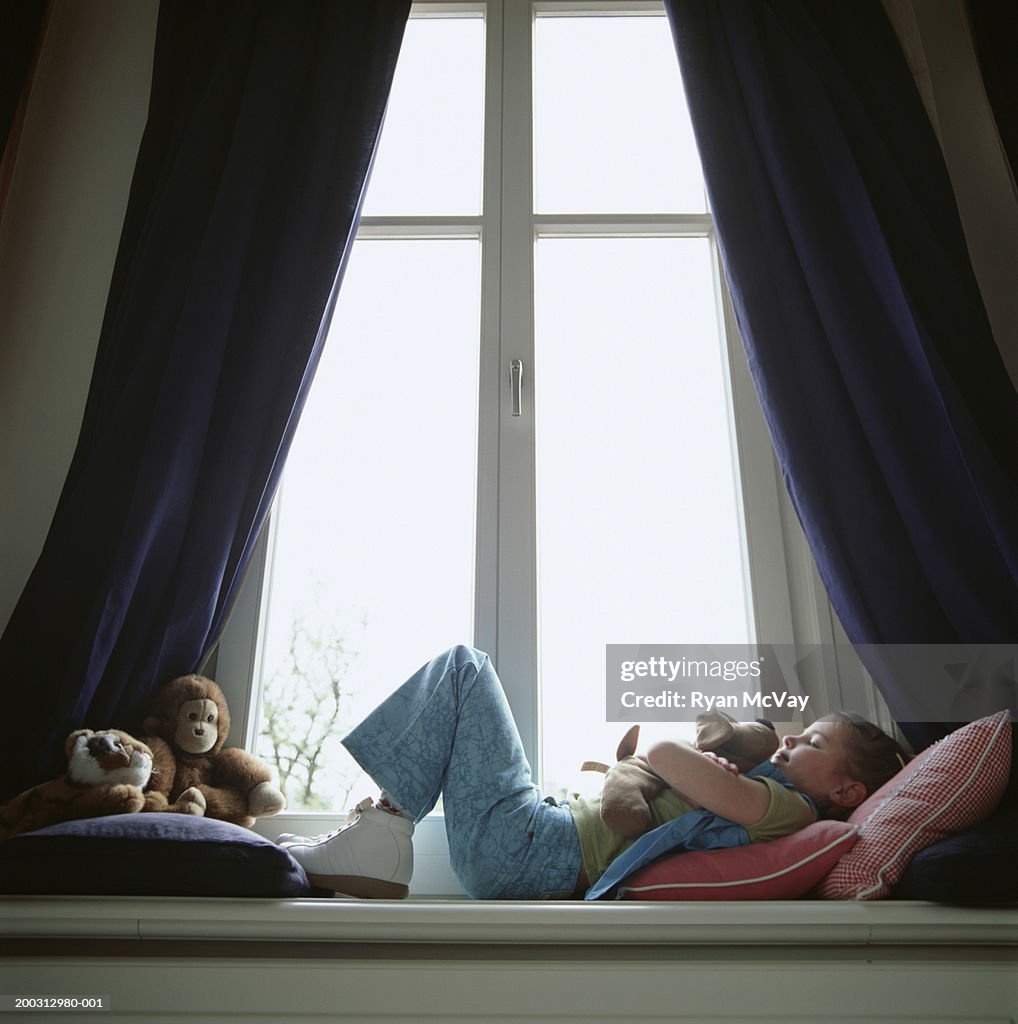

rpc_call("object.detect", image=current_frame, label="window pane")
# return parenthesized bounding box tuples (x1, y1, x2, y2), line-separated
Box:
(534, 14, 705, 214)
(361, 16, 485, 216)
(257, 239, 480, 810)
(535, 237, 751, 796)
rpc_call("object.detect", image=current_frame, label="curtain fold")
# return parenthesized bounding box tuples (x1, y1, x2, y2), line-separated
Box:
(664, 0, 1018, 746)
(0, 0, 410, 800)
(0, 0, 47, 220)
(1, 0, 45, 150)
(967, 0, 1018, 186)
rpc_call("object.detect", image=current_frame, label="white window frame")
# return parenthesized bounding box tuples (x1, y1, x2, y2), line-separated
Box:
(214, 0, 891, 895)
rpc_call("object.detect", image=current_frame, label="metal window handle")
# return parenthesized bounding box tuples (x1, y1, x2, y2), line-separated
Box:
(510, 359, 523, 417)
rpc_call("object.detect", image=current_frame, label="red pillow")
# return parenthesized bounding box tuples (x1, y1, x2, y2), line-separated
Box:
(815, 710, 1012, 901)
(616, 820, 859, 900)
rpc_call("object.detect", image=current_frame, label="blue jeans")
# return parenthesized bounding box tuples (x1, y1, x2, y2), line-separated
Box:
(342, 645, 583, 899)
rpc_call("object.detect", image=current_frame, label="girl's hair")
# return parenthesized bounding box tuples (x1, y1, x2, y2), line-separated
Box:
(820, 711, 911, 800)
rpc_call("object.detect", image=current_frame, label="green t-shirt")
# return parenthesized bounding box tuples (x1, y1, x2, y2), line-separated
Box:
(569, 777, 817, 886)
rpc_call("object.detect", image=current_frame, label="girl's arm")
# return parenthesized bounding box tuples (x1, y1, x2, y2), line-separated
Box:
(646, 740, 771, 826)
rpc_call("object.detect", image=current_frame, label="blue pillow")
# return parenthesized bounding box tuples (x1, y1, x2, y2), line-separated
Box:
(0, 813, 318, 897)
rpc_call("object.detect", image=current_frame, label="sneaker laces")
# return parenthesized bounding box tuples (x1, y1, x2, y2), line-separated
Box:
(288, 798, 375, 844)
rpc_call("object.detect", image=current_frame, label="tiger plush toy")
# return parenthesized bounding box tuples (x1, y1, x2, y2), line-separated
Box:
(0, 729, 154, 841)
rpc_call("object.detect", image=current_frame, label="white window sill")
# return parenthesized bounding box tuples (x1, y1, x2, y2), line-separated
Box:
(2, 895, 1016, 949)
(253, 814, 465, 896)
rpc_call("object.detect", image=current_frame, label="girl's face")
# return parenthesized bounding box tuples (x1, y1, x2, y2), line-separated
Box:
(770, 720, 864, 811)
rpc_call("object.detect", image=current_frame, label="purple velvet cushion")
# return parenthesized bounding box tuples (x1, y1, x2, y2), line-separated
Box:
(0, 813, 316, 897)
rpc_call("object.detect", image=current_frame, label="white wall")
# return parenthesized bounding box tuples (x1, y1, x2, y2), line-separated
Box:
(0, 0, 157, 634)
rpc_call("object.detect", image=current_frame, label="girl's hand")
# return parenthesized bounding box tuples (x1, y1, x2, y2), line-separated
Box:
(699, 750, 740, 776)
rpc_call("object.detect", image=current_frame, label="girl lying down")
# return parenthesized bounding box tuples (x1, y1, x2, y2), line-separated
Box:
(278, 645, 908, 899)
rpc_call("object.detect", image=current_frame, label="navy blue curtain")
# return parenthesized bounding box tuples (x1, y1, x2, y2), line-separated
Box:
(664, 0, 1018, 747)
(0, 0, 410, 801)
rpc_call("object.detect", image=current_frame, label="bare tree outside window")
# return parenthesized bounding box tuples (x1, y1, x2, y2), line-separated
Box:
(258, 616, 367, 810)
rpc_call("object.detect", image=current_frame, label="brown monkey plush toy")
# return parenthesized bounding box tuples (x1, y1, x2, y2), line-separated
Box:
(142, 675, 285, 828)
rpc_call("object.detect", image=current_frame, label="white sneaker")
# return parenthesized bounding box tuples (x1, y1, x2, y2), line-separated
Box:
(278, 798, 414, 899)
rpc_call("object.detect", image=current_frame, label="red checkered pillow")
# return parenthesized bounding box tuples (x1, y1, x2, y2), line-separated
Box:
(617, 820, 859, 900)
(815, 710, 1012, 900)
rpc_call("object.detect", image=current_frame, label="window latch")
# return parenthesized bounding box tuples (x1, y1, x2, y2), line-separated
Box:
(510, 359, 524, 417)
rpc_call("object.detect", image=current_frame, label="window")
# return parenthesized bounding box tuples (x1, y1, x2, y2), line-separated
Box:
(216, 0, 808, 884)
